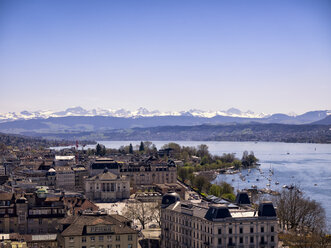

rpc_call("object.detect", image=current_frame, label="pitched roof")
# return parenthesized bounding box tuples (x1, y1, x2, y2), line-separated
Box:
(61, 215, 137, 236)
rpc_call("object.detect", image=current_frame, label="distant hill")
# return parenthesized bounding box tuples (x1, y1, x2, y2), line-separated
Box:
(0, 132, 86, 149)
(312, 115, 331, 125)
(14, 123, 331, 144)
(0, 110, 330, 135)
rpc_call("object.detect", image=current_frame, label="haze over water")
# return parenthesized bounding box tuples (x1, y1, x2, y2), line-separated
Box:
(90, 141, 331, 224)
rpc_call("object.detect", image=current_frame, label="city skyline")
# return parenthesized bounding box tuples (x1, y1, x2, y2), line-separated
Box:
(1, 0, 331, 114)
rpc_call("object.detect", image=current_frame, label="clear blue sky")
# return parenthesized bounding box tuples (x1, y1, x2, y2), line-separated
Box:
(0, 0, 330, 114)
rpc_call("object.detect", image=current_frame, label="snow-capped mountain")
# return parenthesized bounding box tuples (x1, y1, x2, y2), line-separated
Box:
(0, 106, 270, 123)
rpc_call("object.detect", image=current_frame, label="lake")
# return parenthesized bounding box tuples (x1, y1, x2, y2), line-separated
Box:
(59, 140, 331, 223)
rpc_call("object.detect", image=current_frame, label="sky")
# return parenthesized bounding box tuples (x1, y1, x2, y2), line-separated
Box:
(0, 0, 330, 115)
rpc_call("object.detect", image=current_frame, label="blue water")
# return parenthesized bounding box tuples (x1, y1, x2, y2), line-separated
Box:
(56, 141, 331, 223)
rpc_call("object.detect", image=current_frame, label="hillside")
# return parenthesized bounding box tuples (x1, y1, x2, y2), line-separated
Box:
(0, 110, 329, 135)
(16, 123, 331, 144)
(312, 115, 331, 125)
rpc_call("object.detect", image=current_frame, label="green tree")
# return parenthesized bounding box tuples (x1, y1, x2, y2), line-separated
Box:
(209, 184, 221, 197)
(96, 143, 102, 156)
(139, 141, 145, 152)
(193, 175, 211, 193)
(129, 143, 133, 154)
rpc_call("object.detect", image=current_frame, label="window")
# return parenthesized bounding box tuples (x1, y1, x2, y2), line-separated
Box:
(116, 235, 120, 241)
(99, 246, 104, 248)
(91, 236, 95, 242)
(229, 237, 233, 245)
(271, 226, 274, 232)
(229, 228, 232, 234)
(116, 245, 120, 248)
(128, 235, 132, 241)
(39, 219, 42, 225)
(261, 226, 264, 233)
(107, 245, 112, 248)
(98, 236, 104, 241)
(240, 227, 243, 234)
(240, 237, 243, 244)
(250, 227, 254, 233)
(261, 237, 265, 243)
(128, 245, 132, 248)
(107, 235, 112, 241)
(82, 237, 86, 242)
(218, 228, 222, 234)
(250, 237, 254, 243)
(69, 237, 74, 242)
(218, 238, 222, 244)
(271, 236, 274, 242)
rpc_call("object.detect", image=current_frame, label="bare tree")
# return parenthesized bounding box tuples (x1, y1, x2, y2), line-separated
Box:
(122, 201, 160, 229)
(150, 201, 161, 227)
(276, 186, 330, 247)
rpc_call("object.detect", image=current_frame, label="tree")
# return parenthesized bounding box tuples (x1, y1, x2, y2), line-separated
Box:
(139, 141, 145, 152)
(276, 187, 325, 232)
(193, 175, 210, 193)
(241, 151, 258, 167)
(123, 201, 157, 229)
(209, 184, 221, 197)
(276, 186, 329, 247)
(129, 143, 133, 154)
(197, 144, 209, 158)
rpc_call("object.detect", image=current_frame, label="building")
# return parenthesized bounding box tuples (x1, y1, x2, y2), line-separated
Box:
(90, 158, 120, 176)
(73, 166, 89, 190)
(55, 166, 75, 190)
(120, 158, 177, 188)
(160, 193, 278, 248)
(0, 189, 66, 234)
(85, 171, 130, 202)
(57, 212, 138, 248)
(54, 156, 75, 166)
(90, 157, 177, 189)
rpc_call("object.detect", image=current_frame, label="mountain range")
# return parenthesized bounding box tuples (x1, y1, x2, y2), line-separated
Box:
(0, 106, 269, 122)
(0, 107, 330, 136)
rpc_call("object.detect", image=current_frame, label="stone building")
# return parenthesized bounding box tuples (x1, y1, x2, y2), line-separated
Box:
(120, 158, 177, 188)
(89, 157, 177, 189)
(0, 189, 65, 234)
(55, 166, 75, 190)
(85, 171, 130, 202)
(57, 212, 138, 248)
(161, 193, 278, 248)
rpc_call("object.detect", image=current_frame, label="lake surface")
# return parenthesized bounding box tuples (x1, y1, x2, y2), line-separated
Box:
(58, 140, 331, 223)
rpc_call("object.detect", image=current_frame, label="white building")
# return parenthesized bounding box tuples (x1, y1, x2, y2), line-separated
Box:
(85, 171, 130, 202)
(161, 192, 278, 248)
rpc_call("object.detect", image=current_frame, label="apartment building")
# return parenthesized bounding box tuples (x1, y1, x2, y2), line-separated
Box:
(57, 212, 138, 248)
(0, 189, 65, 234)
(161, 192, 278, 248)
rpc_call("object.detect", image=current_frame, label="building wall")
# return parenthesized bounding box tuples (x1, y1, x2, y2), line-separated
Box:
(161, 208, 278, 248)
(121, 166, 177, 187)
(56, 169, 75, 190)
(85, 178, 130, 202)
(59, 233, 138, 248)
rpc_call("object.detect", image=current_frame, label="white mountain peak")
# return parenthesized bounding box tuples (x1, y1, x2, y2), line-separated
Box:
(0, 106, 270, 123)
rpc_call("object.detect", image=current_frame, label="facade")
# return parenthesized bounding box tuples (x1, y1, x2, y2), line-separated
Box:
(55, 166, 75, 190)
(85, 171, 130, 202)
(73, 167, 89, 190)
(90, 157, 177, 188)
(120, 158, 177, 188)
(90, 158, 120, 176)
(161, 193, 278, 248)
(0, 190, 65, 234)
(57, 213, 138, 248)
